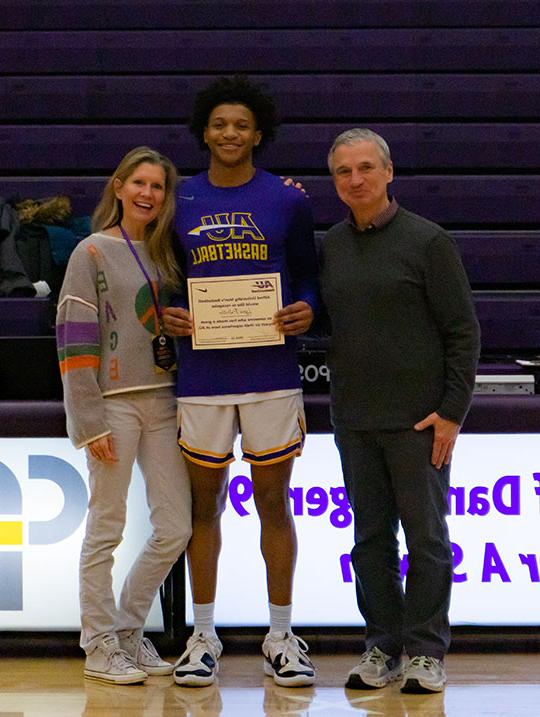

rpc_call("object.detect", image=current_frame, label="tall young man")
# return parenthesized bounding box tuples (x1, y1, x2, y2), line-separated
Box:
(163, 77, 318, 687)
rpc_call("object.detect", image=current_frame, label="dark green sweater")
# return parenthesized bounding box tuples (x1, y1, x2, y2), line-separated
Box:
(320, 207, 480, 430)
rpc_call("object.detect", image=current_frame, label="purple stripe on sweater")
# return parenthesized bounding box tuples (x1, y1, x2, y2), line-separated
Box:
(56, 322, 99, 348)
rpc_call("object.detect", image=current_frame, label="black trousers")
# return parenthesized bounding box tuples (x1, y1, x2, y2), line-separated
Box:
(334, 425, 453, 660)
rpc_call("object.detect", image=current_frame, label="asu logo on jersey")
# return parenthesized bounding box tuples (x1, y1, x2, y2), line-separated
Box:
(189, 212, 268, 265)
(189, 212, 264, 241)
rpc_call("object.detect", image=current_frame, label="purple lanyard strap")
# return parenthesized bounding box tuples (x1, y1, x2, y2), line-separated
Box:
(119, 224, 162, 327)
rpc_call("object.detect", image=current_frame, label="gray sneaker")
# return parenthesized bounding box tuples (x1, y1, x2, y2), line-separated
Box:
(401, 655, 447, 693)
(346, 646, 403, 689)
(118, 630, 174, 676)
(84, 634, 148, 685)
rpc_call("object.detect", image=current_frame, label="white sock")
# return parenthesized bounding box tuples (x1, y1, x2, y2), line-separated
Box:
(193, 602, 217, 636)
(269, 602, 292, 634)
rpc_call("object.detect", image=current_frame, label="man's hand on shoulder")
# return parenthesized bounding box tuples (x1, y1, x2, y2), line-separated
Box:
(414, 412, 460, 469)
(274, 301, 313, 336)
(281, 176, 307, 194)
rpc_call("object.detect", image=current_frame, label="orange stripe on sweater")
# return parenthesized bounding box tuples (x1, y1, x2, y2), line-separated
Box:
(59, 355, 100, 374)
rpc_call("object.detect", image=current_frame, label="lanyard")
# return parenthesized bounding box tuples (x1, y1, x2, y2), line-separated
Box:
(119, 224, 162, 330)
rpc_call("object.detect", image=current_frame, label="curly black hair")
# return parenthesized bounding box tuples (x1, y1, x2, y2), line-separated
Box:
(189, 75, 280, 152)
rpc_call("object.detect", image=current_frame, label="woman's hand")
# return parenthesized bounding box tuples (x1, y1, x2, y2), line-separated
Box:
(88, 434, 117, 463)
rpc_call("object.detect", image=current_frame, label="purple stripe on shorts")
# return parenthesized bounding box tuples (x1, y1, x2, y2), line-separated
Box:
(243, 440, 303, 464)
(180, 444, 234, 467)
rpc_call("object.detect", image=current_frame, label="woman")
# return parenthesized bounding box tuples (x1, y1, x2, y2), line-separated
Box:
(56, 147, 191, 685)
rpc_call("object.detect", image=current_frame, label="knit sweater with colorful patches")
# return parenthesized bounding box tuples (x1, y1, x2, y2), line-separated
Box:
(56, 232, 175, 448)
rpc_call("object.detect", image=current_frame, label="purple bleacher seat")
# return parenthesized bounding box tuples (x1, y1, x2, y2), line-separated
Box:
(314, 230, 540, 287)
(0, 402, 66, 437)
(1, 30, 539, 74)
(3, 1, 539, 30)
(463, 395, 540, 432)
(477, 363, 531, 375)
(0, 126, 198, 173)
(311, 176, 540, 227)
(0, 298, 52, 336)
(304, 394, 540, 434)
(474, 291, 540, 351)
(453, 232, 540, 286)
(2, 75, 539, 122)
(2, 176, 540, 227)
(3, 395, 540, 439)
(3, 123, 540, 173)
(0, 337, 62, 400)
(302, 291, 540, 354)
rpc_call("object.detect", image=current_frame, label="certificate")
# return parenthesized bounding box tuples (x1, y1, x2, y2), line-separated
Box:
(188, 273, 284, 350)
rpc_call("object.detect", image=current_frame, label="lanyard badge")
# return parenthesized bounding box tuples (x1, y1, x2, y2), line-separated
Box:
(120, 225, 176, 372)
(151, 333, 176, 373)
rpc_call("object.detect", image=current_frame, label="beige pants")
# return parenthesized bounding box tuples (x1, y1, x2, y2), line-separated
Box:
(79, 388, 191, 653)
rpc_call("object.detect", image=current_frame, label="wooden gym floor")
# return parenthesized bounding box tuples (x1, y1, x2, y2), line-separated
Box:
(0, 652, 539, 715)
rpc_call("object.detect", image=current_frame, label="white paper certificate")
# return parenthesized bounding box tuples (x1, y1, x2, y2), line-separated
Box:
(188, 273, 284, 350)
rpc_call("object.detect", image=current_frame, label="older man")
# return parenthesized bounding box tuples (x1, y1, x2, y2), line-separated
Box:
(320, 129, 480, 693)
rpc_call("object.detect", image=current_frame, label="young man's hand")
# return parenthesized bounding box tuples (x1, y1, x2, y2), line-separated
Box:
(274, 301, 313, 335)
(162, 306, 193, 336)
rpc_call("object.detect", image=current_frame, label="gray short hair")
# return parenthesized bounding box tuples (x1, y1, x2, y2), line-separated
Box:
(327, 128, 392, 173)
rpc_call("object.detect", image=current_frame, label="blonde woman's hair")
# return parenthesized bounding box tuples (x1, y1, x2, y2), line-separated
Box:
(92, 146, 181, 287)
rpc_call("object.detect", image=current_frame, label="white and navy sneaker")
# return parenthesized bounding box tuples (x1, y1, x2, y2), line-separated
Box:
(346, 646, 403, 689)
(401, 655, 447, 693)
(262, 631, 315, 687)
(84, 633, 148, 685)
(174, 632, 223, 687)
(118, 630, 174, 676)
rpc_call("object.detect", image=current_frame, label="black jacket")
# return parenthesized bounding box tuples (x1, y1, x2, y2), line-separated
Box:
(0, 198, 35, 297)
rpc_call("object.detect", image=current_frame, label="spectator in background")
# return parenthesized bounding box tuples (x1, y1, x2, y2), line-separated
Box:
(57, 146, 191, 685)
(319, 128, 480, 694)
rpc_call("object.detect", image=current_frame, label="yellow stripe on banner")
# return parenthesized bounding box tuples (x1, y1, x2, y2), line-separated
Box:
(0, 521, 23, 545)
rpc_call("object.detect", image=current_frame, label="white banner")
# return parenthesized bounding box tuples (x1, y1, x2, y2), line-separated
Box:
(189, 434, 540, 627)
(1, 435, 539, 629)
(0, 438, 162, 630)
